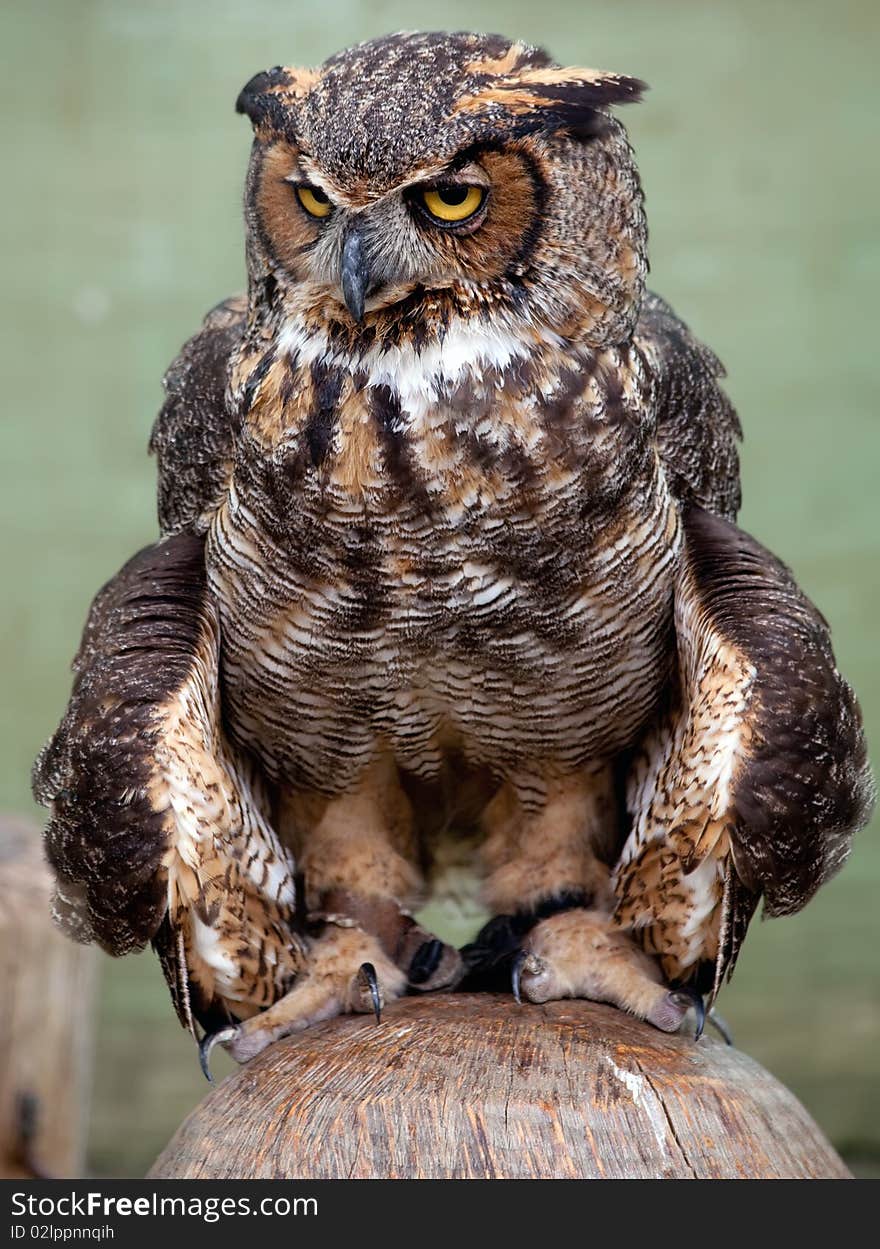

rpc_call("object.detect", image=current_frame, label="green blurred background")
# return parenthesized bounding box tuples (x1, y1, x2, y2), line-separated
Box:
(1, 0, 878, 1177)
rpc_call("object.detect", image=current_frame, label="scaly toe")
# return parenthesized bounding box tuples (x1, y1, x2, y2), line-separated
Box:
(512, 951, 553, 1004)
(647, 988, 706, 1037)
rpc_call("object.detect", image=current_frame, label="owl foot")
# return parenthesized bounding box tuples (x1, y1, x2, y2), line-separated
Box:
(198, 924, 406, 1079)
(313, 888, 463, 993)
(509, 908, 705, 1037)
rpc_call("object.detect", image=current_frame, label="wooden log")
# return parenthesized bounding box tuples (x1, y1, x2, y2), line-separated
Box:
(0, 816, 96, 1179)
(149, 992, 849, 1179)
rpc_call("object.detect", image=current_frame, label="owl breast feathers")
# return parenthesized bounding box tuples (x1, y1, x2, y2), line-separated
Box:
(34, 32, 873, 1067)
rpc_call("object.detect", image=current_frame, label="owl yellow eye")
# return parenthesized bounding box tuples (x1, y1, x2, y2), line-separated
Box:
(296, 184, 332, 219)
(420, 184, 485, 224)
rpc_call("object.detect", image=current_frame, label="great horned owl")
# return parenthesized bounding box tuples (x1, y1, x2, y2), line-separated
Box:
(34, 32, 873, 1074)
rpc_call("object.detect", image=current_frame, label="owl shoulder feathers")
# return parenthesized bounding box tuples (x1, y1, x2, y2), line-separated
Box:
(635, 291, 742, 521)
(149, 295, 247, 536)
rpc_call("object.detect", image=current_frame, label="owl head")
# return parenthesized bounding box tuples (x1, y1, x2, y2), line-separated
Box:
(236, 32, 647, 349)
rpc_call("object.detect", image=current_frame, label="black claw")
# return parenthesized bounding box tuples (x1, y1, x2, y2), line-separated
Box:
(198, 1033, 219, 1084)
(360, 962, 382, 1023)
(408, 938, 444, 986)
(511, 950, 527, 1005)
(686, 991, 706, 1040)
(199, 1040, 216, 1084)
(671, 988, 706, 1040)
(198, 1026, 237, 1083)
(693, 994, 706, 1041)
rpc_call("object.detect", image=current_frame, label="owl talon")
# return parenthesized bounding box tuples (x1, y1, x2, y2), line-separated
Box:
(507, 907, 710, 1035)
(691, 993, 707, 1041)
(511, 949, 526, 1004)
(314, 892, 463, 994)
(195, 932, 405, 1072)
(358, 961, 382, 1023)
(511, 950, 545, 1003)
(198, 1025, 239, 1083)
(647, 987, 706, 1037)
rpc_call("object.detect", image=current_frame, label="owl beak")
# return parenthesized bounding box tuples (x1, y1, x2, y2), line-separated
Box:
(340, 225, 370, 322)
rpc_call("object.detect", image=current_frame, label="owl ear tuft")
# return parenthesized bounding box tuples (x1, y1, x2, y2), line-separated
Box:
(236, 67, 290, 126)
(236, 66, 320, 134)
(519, 67, 647, 109)
(455, 65, 647, 137)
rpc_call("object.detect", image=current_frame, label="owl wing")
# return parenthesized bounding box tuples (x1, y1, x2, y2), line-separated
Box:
(615, 504, 874, 996)
(33, 534, 304, 1034)
(35, 307, 306, 1036)
(635, 290, 742, 521)
(149, 294, 246, 537)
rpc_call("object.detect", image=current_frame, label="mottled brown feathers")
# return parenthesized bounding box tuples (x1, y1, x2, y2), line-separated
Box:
(150, 297, 246, 536)
(33, 535, 209, 953)
(636, 292, 742, 520)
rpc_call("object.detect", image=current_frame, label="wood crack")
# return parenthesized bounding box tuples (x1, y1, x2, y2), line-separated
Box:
(633, 1053, 697, 1178)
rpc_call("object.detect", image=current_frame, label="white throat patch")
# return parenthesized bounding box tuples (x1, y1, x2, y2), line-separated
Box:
(275, 315, 565, 416)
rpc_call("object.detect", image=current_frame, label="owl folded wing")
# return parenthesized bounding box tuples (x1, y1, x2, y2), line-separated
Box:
(32, 533, 305, 1035)
(614, 505, 874, 995)
(149, 294, 246, 537)
(636, 290, 743, 522)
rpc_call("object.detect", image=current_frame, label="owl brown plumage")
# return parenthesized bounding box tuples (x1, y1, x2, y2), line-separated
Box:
(34, 31, 873, 1069)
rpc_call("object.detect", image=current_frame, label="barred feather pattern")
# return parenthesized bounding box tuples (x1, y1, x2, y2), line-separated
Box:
(206, 314, 683, 799)
(151, 626, 304, 1029)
